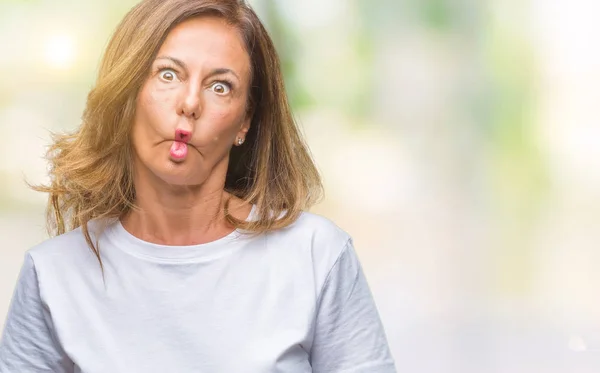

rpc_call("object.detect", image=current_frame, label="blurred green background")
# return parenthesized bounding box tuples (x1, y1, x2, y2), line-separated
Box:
(1, 0, 600, 371)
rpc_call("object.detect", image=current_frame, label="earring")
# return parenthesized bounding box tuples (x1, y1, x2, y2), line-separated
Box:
(237, 137, 244, 145)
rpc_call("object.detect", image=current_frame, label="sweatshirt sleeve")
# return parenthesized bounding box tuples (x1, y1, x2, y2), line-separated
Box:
(310, 240, 397, 373)
(0, 253, 74, 373)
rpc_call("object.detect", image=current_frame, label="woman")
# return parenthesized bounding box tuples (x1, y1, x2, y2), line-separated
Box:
(0, 0, 395, 372)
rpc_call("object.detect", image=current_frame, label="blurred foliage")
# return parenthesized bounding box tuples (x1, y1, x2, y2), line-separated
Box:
(482, 9, 549, 297)
(259, 0, 312, 110)
(416, 0, 454, 31)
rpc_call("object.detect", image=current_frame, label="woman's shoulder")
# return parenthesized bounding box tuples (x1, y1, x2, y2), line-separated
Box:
(267, 210, 353, 263)
(285, 210, 350, 242)
(26, 220, 108, 268)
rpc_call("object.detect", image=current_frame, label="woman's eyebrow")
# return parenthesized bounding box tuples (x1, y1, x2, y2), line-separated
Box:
(155, 56, 187, 71)
(206, 68, 240, 81)
(155, 56, 240, 81)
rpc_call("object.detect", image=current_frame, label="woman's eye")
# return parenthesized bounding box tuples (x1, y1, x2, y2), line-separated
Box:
(159, 69, 178, 82)
(211, 82, 231, 95)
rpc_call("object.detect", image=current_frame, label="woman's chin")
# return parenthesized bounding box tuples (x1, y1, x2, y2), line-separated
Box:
(153, 165, 206, 188)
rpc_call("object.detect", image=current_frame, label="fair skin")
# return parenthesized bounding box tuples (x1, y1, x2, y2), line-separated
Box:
(121, 16, 253, 245)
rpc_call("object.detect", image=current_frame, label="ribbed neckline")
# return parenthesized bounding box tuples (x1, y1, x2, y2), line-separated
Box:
(105, 204, 256, 263)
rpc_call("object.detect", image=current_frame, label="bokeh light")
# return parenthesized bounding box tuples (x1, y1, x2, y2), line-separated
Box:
(44, 33, 76, 69)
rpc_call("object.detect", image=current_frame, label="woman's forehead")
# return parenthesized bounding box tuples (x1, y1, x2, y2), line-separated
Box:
(156, 17, 250, 76)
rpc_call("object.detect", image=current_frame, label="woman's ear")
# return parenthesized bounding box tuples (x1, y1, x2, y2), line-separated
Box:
(234, 118, 250, 146)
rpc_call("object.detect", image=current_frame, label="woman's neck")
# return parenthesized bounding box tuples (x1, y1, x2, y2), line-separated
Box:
(121, 183, 250, 246)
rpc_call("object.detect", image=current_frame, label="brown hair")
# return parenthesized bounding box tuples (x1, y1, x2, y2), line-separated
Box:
(33, 0, 323, 268)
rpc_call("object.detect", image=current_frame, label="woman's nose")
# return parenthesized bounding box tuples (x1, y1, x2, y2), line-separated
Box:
(178, 84, 202, 120)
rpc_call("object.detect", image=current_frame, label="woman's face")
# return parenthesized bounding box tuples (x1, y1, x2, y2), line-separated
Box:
(131, 16, 251, 187)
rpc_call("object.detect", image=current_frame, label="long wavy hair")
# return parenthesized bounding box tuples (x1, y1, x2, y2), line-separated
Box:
(33, 0, 323, 268)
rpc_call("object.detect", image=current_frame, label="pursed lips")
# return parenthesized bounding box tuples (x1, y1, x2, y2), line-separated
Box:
(159, 139, 202, 155)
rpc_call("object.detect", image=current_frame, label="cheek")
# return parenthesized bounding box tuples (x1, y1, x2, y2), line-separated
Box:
(202, 115, 236, 148)
(146, 84, 177, 108)
(135, 83, 178, 136)
(202, 101, 246, 141)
